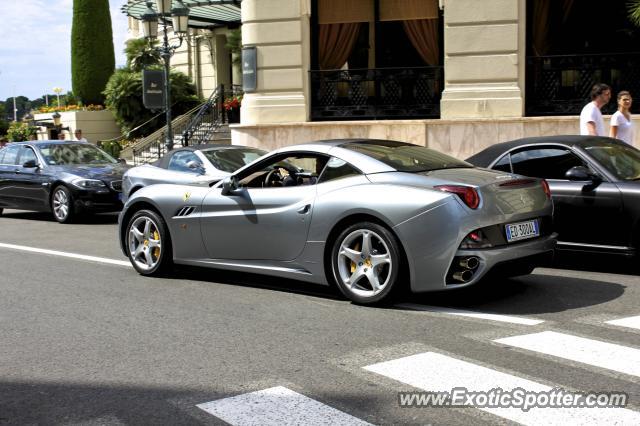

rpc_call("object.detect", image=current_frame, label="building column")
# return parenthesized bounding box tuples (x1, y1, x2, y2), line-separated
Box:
(440, 0, 526, 119)
(240, 0, 310, 124)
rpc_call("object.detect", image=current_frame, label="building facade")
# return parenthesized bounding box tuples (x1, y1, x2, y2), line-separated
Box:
(233, 0, 640, 155)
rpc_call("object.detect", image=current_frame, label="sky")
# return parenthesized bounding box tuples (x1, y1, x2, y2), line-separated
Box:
(0, 0, 129, 101)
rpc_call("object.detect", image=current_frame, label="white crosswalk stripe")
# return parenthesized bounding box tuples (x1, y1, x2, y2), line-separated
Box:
(364, 352, 640, 425)
(494, 331, 640, 377)
(605, 315, 640, 331)
(395, 303, 544, 325)
(196, 386, 373, 426)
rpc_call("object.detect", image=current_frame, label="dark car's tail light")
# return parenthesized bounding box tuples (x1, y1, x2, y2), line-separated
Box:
(435, 185, 480, 209)
(540, 179, 551, 199)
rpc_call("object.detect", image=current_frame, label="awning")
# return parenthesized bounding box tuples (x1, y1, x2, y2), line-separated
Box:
(123, 0, 242, 30)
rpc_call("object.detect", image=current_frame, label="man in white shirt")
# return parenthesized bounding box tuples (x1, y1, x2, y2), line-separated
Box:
(74, 129, 88, 143)
(579, 83, 611, 136)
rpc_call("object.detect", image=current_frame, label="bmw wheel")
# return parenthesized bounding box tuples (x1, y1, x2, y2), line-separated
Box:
(330, 222, 401, 304)
(126, 209, 172, 275)
(51, 186, 74, 223)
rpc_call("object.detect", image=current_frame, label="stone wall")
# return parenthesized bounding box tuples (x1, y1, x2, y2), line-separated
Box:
(232, 116, 635, 159)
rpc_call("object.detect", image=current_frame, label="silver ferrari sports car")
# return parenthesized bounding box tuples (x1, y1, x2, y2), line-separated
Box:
(121, 144, 266, 202)
(118, 139, 556, 304)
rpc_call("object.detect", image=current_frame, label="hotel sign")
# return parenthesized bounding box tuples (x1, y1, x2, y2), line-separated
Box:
(242, 47, 257, 93)
(142, 70, 165, 110)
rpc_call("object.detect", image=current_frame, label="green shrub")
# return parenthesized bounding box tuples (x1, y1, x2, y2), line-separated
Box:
(7, 122, 37, 142)
(103, 68, 201, 135)
(100, 140, 122, 158)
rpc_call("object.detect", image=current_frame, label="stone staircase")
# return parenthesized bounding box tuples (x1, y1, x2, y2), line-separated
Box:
(118, 85, 240, 165)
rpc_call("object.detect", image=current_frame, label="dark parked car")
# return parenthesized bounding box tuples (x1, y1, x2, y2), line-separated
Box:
(0, 140, 129, 223)
(467, 135, 640, 257)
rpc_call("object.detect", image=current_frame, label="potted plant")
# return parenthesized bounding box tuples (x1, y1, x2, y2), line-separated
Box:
(223, 95, 242, 123)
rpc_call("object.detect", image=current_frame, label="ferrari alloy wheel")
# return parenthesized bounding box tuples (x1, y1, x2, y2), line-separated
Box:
(331, 222, 401, 304)
(127, 209, 172, 275)
(51, 186, 74, 223)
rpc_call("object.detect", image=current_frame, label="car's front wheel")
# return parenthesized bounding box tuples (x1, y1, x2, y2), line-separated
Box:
(126, 209, 172, 275)
(330, 222, 401, 304)
(51, 186, 74, 223)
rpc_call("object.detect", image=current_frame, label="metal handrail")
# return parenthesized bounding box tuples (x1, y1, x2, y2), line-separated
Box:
(97, 107, 170, 147)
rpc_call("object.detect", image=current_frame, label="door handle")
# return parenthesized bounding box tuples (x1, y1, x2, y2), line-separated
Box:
(297, 204, 310, 214)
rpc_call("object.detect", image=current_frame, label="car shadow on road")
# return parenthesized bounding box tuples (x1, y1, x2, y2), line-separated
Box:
(400, 271, 627, 315)
(0, 210, 118, 224)
(169, 264, 344, 302)
(166, 264, 627, 316)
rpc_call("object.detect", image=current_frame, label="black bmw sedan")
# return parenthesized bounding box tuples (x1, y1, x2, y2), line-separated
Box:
(467, 135, 640, 258)
(0, 140, 129, 223)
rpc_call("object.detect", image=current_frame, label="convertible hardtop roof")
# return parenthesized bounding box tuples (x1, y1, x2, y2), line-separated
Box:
(465, 135, 624, 167)
(154, 144, 260, 168)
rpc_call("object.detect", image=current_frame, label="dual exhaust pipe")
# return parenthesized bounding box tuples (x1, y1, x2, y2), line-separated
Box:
(451, 256, 480, 283)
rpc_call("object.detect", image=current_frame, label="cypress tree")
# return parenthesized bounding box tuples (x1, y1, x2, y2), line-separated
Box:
(71, 0, 116, 105)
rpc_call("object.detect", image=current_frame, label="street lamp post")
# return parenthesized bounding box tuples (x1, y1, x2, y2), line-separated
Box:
(140, 0, 189, 152)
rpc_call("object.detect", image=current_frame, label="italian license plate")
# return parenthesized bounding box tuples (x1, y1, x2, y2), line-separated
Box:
(505, 219, 539, 242)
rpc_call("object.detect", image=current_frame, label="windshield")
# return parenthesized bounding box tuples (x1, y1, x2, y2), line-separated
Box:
(202, 147, 266, 172)
(342, 141, 473, 172)
(37, 143, 117, 165)
(583, 143, 640, 180)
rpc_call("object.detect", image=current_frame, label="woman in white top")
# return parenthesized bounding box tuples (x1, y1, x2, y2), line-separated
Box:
(610, 91, 634, 145)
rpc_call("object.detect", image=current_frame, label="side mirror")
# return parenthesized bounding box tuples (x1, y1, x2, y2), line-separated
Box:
(117, 158, 128, 165)
(565, 166, 600, 182)
(22, 159, 39, 169)
(221, 175, 240, 195)
(187, 160, 205, 175)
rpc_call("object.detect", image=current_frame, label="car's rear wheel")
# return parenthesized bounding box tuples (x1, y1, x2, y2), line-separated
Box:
(330, 222, 401, 304)
(51, 185, 74, 223)
(126, 209, 172, 275)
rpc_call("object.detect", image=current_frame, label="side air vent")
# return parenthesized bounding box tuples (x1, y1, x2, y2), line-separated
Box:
(175, 206, 196, 217)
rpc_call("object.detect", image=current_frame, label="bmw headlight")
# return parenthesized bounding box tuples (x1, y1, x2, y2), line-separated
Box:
(71, 178, 107, 189)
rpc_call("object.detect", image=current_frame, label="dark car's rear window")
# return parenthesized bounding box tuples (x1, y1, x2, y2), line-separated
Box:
(341, 140, 472, 172)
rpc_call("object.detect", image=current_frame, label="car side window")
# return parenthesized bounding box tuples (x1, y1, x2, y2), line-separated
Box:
(317, 157, 361, 183)
(0, 145, 20, 165)
(510, 147, 586, 179)
(168, 151, 200, 173)
(18, 146, 37, 165)
(237, 153, 329, 188)
(492, 154, 512, 173)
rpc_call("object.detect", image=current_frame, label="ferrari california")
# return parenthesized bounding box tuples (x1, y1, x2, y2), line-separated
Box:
(119, 139, 556, 304)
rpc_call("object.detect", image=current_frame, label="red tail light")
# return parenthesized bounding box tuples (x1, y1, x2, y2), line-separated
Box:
(540, 179, 551, 199)
(435, 185, 480, 209)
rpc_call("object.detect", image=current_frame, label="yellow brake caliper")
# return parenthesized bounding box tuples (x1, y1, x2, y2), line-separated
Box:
(152, 230, 160, 258)
(350, 242, 360, 273)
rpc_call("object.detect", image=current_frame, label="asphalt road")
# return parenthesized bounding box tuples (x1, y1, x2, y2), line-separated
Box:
(0, 209, 639, 425)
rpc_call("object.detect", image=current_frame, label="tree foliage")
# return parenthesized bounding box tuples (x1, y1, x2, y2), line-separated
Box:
(125, 38, 162, 72)
(629, 0, 640, 26)
(103, 68, 200, 135)
(71, 0, 115, 105)
(6, 121, 37, 142)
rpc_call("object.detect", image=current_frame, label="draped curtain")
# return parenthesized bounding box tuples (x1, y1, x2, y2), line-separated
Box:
(318, 23, 362, 70)
(379, 0, 440, 66)
(402, 19, 439, 65)
(317, 0, 372, 70)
